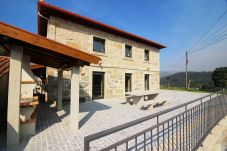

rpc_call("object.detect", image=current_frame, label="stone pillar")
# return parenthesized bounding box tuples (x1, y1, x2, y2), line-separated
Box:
(57, 69, 63, 111)
(7, 45, 23, 150)
(70, 66, 80, 133)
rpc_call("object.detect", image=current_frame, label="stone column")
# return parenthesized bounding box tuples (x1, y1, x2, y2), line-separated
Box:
(7, 45, 23, 150)
(57, 69, 63, 111)
(70, 66, 80, 133)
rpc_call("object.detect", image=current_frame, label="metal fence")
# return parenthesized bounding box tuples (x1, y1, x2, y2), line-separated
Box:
(84, 91, 227, 151)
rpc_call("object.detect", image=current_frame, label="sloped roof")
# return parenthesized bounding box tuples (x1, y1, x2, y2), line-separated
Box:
(0, 21, 101, 69)
(38, 1, 166, 49)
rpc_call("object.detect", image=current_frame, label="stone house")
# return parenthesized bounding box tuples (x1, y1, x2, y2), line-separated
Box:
(38, 2, 166, 101)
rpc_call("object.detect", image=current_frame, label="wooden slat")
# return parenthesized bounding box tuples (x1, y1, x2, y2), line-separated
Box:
(23, 46, 70, 62)
(20, 101, 39, 107)
(24, 50, 67, 65)
(21, 81, 36, 84)
(30, 64, 45, 69)
(30, 58, 62, 68)
(0, 21, 101, 64)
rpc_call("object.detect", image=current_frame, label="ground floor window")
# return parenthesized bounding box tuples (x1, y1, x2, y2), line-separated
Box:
(125, 73, 132, 92)
(92, 72, 105, 99)
(145, 74, 149, 90)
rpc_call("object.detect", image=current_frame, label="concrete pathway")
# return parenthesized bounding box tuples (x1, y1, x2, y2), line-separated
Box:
(22, 90, 208, 151)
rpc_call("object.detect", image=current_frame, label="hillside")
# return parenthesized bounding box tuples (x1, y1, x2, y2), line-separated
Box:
(160, 71, 214, 89)
(160, 71, 178, 78)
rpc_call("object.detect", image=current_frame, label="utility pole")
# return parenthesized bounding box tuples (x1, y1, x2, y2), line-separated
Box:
(185, 51, 188, 89)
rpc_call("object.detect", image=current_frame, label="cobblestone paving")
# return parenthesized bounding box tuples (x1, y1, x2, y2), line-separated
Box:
(22, 90, 208, 151)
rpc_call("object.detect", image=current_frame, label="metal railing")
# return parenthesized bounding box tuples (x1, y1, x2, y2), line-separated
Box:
(84, 90, 227, 151)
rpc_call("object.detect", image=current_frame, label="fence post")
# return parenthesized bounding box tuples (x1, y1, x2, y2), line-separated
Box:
(82, 91, 226, 151)
(84, 138, 89, 151)
(157, 116, 159, 151)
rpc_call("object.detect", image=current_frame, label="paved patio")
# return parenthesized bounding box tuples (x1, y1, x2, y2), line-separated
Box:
(21, 90, 208, 151)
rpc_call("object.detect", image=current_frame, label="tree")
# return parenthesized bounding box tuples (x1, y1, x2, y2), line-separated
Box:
(212, 67, 227, 89)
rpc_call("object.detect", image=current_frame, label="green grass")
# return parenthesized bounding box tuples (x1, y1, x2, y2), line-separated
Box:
(160, 86, 211, 93)
(223, 89, 227, 94)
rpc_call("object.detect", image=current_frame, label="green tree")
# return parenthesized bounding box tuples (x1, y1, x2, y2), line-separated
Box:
(212, 67, 227, 89)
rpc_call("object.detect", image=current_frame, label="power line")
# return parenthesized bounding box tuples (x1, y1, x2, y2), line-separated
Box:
(207, 29, 227, 42)
(169, 55, 185, 69)
(204, 23, 227, 42)
(184, 10, 227, 88)
(188, 10, 227, 53)
(211, 22, 227, 34)
(165, 10, 227, 73)
(188, 37, 227, 54)
(163, 33, 226, 71)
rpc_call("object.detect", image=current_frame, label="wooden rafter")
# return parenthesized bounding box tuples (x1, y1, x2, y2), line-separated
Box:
(0, 21, 101, 69)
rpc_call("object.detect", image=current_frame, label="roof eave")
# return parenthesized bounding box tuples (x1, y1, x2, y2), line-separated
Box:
(38, 1, 166, 49)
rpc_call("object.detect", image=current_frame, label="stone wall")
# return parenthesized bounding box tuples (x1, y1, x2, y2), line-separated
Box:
(197, 114, 227, 151)
(46, 16, 160, 100)
(46, 67, 72, 102)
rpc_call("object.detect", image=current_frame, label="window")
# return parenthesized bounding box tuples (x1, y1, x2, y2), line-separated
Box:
(125, 45, 132, 58)
(93, 37, 105, 53)
(144, 50, 149, 61)
(125, 73, 132, 92)
(145, 74, 149, 90)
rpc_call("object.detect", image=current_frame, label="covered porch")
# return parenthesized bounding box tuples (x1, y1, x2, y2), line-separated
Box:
(0, 21, 100, 150)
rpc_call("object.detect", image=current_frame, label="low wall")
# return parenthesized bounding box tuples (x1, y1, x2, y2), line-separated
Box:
(197, 115, 227, 151)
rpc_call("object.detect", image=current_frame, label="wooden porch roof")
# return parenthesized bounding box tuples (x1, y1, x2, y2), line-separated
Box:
(0, 21, 101, 69)
(0, 56, 9, 78)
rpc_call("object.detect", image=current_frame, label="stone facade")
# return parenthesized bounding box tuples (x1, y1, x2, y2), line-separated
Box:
(46, 16, 160, 101)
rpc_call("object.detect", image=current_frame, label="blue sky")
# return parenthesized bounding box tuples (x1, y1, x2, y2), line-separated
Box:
(0, 0, 227, 72)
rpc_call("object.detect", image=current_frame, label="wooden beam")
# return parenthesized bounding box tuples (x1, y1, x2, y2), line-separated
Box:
(0, 21, 101, 64)
(30, 58, 60, 68)
(24, 50, 67, 65)
(23, 46, 70, 62)
(30, 64, 45, 69)
(30, 57, 62, 66)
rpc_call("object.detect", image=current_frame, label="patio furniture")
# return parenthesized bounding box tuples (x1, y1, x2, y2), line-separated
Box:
(125, 90, 165, 108)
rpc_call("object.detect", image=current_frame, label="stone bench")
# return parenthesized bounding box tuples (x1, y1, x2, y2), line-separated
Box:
(125, 90, 163, 108)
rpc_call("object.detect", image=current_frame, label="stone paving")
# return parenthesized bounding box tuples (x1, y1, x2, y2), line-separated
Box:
(21, 90, 209, 151)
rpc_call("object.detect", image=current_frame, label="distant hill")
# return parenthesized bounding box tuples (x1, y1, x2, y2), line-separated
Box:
(161, 71, 214, 89)
(160, 71, 178, 78)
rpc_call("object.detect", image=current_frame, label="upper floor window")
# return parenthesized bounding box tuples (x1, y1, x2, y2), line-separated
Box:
(93, 37, 105, 53)
(144, 50, 149, 61)
(125, 45, 132, 58)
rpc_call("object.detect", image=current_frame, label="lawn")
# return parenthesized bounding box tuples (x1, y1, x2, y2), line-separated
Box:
(160, 86, 211, 93)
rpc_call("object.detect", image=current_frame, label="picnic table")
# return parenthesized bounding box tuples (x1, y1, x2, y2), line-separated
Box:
(125, 90, 167, 108)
